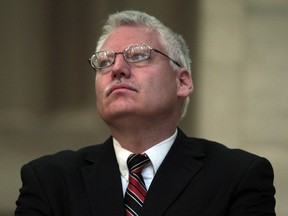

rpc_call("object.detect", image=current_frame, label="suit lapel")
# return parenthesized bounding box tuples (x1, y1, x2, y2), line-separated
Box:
(81, 138, 125, 216)
(142, 130, 205, 216)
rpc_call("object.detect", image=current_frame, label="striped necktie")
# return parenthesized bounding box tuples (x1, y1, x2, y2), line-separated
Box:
(124, 153, 150, 216)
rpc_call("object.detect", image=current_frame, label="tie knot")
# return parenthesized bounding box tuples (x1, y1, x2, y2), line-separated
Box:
(127, 154, 150, 174)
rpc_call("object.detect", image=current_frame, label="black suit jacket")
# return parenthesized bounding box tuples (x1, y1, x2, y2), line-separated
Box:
(15, 129, 276, 216)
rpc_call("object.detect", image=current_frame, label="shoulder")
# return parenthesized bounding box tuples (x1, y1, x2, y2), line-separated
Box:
(22, 140, 112, 175)
(183, 136, 273, 171)
(182, 136, 274, 191)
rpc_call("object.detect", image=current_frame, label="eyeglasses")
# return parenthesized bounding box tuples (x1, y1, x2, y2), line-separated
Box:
(88, 44, 181, 70)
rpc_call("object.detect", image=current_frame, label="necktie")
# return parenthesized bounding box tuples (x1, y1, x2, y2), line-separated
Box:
(124, 153, 150, 216)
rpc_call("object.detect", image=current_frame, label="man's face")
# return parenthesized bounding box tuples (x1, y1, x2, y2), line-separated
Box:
(95, 25, 192, 126)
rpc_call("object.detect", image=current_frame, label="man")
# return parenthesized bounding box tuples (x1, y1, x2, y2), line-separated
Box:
(15, 10, 276, 216)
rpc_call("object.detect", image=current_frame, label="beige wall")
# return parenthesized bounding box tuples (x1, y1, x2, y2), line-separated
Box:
(0, 0, 287, 215)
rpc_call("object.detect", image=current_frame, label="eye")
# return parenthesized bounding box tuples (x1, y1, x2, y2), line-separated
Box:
(125, 45, 150, 62)
(96, 51, 114, 68)
(98, 59, 112, 68)
(130, 52, 148, 62)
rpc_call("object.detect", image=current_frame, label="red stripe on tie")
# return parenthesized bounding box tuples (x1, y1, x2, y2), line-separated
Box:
(124, 154, 150, 216)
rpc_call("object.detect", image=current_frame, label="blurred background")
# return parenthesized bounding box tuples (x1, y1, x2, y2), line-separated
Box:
(0, 0, 287, 215)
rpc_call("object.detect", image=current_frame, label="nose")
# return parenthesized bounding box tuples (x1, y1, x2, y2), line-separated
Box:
(111, 54, 131, 79)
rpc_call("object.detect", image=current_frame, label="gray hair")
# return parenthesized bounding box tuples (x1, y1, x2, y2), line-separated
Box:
(96, 10, 192, 119)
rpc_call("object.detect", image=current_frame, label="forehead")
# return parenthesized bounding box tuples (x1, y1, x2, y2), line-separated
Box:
(100, 25, 162, 51)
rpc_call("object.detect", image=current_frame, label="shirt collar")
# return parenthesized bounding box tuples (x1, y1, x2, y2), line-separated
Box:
(113, 129, 177, 179)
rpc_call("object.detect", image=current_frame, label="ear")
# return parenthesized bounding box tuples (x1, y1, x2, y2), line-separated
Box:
(176, 68, 194, 97)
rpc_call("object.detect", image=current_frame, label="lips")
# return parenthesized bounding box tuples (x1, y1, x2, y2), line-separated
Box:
(105, 83, 138, 96)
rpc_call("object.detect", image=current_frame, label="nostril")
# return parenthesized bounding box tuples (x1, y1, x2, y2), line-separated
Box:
(112, 70, 130, 79)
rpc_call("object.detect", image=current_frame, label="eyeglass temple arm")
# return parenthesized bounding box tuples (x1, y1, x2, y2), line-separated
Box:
(152, 49, 181, 67)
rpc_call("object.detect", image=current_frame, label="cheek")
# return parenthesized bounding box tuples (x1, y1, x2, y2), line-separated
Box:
(144, 73, 177, 101)
(152, 70, 177, 90)
(95, 78, 105, 102)
(95, 75, 106, 93)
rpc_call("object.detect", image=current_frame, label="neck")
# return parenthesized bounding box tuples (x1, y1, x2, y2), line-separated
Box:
(108, 119, 177, 153)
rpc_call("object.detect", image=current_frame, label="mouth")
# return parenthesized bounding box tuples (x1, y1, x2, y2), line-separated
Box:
(105, 83, 138, 96)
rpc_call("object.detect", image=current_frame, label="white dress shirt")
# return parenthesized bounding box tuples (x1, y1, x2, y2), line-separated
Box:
(113, 129, 177, 195)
